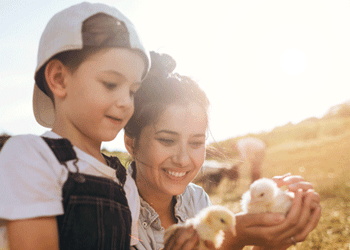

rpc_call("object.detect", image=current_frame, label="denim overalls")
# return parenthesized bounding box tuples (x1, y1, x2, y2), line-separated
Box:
(43, 137, 132, 250)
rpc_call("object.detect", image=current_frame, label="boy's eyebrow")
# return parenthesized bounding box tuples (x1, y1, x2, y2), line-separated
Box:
(101, 70, 141, 84)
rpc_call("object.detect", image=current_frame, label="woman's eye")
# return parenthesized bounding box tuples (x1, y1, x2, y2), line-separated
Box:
(129, 90, 137, 97)
(103, 82, 117, 90)
(157, 138, 174, 146)
(190, 141, 205, 148)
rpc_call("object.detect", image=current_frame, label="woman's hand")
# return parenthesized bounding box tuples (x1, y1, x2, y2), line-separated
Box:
(220, 174, 322, 249)
(163, 225, 216, 250)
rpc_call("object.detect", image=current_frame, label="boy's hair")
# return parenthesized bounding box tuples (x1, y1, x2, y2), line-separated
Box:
(124, 51, 210, 148)
(33, 2, 150, 128)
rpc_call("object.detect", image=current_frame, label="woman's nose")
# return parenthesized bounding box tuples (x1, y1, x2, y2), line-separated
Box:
(172, 145, 191, 167)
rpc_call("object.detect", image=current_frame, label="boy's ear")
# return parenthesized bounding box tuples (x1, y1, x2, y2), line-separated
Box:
(45, 59, 68, 98)
(124, 133, 135, 156)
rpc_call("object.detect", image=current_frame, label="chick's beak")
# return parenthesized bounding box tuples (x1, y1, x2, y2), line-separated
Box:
(225, 224, 236, 237)
(230, 224, 236, 236)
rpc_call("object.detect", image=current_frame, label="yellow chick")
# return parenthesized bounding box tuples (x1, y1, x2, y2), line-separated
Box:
(241, 178, 294, 215)
(164, 205, 236, 249)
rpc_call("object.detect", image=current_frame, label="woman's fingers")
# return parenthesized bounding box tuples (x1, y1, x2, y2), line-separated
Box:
(272, 173, 291, 187)
(264, 188, 303, 241)
(275, 189, 315, 242)
(278, 202, 321, 246)
(309, 191, 321, 204)
(287, 181, 314, 192)
(164, 226, 199, 250)
(235, 212, 285, 228)
(204, 240, 217, 250)
(294, 203, 322, 242)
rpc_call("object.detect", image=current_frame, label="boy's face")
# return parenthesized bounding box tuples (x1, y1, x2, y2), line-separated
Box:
(61, 48, 145, 144)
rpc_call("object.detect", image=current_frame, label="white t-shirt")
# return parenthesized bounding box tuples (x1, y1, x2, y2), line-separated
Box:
(0, 131, 140, 247)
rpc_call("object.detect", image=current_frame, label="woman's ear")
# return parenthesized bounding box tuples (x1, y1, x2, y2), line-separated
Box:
(124, 133, 135, 156)
(45, 59, 68, 99)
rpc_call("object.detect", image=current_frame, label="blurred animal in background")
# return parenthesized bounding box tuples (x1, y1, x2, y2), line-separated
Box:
(241, 178, 294, 215)
(193, 160, 241, 193)
(164, 205, 236, 250)
(235, 137, 266, 183)
(0, 134, 11, 151)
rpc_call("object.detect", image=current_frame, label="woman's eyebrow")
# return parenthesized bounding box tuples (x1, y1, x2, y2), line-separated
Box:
(155, 130, 205, 138)
(155, 130, 177, 135)
(193, 134, 206, 138)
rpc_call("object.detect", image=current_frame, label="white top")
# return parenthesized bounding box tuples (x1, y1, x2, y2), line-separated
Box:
(0, 131, 140, 247)
(132, 183, 211, 250)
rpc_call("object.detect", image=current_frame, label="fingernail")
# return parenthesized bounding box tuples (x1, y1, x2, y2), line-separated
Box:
(275, 214, 285, 222)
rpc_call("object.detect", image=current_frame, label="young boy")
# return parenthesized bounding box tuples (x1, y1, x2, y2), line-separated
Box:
(0, 2, 150, 249)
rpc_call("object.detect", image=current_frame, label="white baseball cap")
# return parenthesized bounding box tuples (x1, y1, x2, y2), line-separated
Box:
(33, 2, 150, 128)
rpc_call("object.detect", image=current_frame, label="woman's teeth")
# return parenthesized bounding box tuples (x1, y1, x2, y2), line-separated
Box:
(165, 170, 186, 177)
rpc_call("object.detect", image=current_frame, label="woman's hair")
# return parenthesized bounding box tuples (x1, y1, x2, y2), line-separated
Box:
(124, 51, 210, 148)
(35, 13, 132, 100)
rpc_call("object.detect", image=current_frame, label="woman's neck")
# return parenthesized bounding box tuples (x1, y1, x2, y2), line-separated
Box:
(137, 178, 177, 229)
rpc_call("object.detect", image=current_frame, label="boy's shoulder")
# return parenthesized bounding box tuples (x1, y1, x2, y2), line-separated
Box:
(2, 134, 41, 148)
(0, 134, 53, 159)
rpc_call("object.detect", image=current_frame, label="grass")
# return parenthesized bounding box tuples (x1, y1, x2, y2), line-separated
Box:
(206, 119, 350, 249)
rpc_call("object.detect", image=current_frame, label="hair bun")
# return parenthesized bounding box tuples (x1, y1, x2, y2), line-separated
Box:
(149, 51, 176, 78)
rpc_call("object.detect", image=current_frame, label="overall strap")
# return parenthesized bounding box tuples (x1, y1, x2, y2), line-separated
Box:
(42, 137, 127, 185)
(42, 137, 85, 183)
(103, 155, 127, 186)
(42, 137, 77, 163)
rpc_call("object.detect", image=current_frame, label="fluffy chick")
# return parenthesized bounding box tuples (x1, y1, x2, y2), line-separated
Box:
(241, 178, 294, 215)
(164, 205, 236, 249)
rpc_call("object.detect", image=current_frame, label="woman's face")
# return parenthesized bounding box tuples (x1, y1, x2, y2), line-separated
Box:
(133, 103, 207, 198)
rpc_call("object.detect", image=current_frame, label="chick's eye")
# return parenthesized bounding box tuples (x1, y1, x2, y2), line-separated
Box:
(260, 193, 265, 197)
(220, 218, 226, 224)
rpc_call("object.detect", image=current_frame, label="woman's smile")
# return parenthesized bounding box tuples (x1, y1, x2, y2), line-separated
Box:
(163, 169, 190, 178)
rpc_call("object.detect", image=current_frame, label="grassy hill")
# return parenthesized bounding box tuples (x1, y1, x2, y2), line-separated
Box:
(205, 103, 350, 249)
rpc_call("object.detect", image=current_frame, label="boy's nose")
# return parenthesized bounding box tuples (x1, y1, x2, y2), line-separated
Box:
(115, 87, 133, 108)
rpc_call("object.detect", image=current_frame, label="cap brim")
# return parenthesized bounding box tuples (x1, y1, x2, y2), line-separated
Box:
(33, 84, 55, 128)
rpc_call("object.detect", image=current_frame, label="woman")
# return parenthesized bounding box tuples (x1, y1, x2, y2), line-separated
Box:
(124, 51, 321, 250)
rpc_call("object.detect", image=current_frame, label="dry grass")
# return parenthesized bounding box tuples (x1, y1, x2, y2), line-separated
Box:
(207, 129, 350, 249)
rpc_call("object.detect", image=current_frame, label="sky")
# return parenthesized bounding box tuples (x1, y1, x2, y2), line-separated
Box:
(1, 0, 350, 151)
